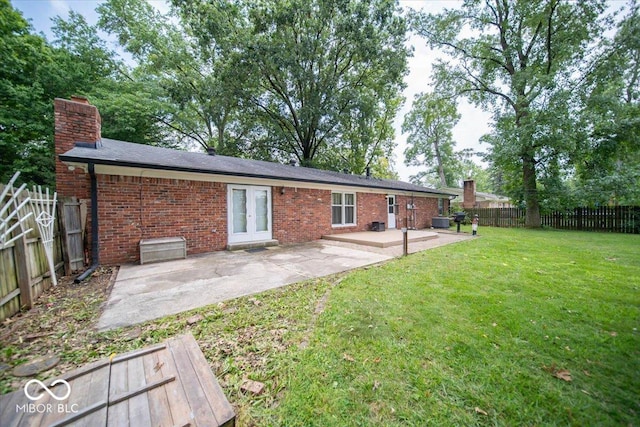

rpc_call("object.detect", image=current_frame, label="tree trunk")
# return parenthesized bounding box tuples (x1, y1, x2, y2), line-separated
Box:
(522, 152, 541, 228)
(434, 137, 447, 187)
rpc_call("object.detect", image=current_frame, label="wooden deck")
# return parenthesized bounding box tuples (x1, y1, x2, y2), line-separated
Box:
(0, 334, 235, 427)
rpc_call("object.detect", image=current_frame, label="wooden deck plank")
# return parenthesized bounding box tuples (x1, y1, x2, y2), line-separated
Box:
(176, 335, 235, 427)
(0, 389, 28, 427)
(141, 349, 174, 427)
(44, 361, 109, 427)
(107, 357, 129, 426)
(168, 335, 235, 427)
(168, 337, 217, 424)
(74, 407, 108, 427)
(75, 363, 110, 427)
(22, 382, 61, 427)
(155, 337, 196, 427)
(125, 353, 152, 426)
(59, 358, 109, 383)
(49, 402, 107, 427)
(1, 334, 233, 427)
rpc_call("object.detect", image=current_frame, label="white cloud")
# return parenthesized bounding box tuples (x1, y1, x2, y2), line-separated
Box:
(49, 0, 70, 15)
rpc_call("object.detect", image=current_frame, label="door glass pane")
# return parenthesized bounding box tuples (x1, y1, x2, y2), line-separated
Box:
(255, 190, 268, 232)
(232, 189, 247, 233)
(388, 197, 394, 214)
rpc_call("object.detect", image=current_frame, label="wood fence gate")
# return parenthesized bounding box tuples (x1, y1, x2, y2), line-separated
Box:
(59, 197, 86, 273)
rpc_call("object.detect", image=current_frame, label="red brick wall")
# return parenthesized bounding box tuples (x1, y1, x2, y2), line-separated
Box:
(272, 187, 330, 244)
(273, 189, 391, 243)
(97, 175, 227, 265)
(395, 195, 441, 229)
(79, 176, 447, 264)
(354, 192, 388, 232)
(54, 97, 100, 199)
(463, 179, 476, 208)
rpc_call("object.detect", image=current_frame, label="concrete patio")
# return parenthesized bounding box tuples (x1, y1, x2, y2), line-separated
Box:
(97, 241, 392, 330)
(97, 231, 474, 331)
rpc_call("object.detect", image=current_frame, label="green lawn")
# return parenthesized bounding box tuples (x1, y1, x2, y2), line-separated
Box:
(2, 228, 638, 426)
(266, 228, 640, 426)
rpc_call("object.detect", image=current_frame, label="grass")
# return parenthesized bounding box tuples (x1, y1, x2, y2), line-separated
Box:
(1, 227, 638, 426)
(268, 227, 640, 426)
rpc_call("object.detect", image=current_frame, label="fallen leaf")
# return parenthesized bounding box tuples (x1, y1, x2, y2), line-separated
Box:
(373, 357, 381, 363)
(583, 370, 591, 377)
(343, 353, 355, 362)
(543, 364, 572, 381)
(475, 407, 488, 416)
(609, 331, 617, 337)
(373, 380, 381, 391)
(554, 370, 572, 382)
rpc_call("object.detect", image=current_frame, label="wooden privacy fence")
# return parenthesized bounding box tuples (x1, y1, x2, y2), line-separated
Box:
(0, 183, 85, 321)
(463, 206, 640, 234)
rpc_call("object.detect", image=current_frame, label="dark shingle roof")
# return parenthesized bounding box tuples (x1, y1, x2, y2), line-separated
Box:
(60, 138, 454, 196)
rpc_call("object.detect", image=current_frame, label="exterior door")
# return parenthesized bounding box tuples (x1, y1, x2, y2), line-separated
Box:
(228, 185, 272, 243)
(387, 195, 396, 229)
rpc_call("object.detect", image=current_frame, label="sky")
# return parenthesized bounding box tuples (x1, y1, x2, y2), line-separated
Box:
(11, 0, 493, 182)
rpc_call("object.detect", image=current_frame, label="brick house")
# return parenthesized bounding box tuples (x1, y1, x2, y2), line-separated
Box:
(55, 97, 454, 265)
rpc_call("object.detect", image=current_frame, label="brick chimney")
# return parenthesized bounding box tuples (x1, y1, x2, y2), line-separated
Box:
(54, 96, 101, 198)
(462, 179, 476, 209)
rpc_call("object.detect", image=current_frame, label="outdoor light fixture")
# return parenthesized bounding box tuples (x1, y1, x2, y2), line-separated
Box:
(281, 187, 286, 195)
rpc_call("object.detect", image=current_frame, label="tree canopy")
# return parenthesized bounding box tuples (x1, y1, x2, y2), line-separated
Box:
(97, 0, 410, 173)
(3, 0, 637, 203)
(402, 92, 461, 188)
(413, 0, 607, 226)
(572, 1, 640, 206)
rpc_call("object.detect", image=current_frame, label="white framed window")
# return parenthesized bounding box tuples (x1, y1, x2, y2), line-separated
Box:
(332, 192, 356, 226)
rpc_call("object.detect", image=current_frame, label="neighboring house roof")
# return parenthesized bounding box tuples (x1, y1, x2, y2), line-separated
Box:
(440, 186, 511, 203)
(60, 138, 455, 197)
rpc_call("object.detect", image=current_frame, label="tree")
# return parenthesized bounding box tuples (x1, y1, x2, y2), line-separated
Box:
(402, 92, 460, 187)
(217, 0, 410, 169)
(0, 0, 55, 185)
(573, 1, 640, 205)
(0, 2, 176, 188)
(414, 0, 606, 227)
(98, 0, 250, 153)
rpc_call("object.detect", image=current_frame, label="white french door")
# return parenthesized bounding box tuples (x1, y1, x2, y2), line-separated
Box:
(228, 185, 272, 244)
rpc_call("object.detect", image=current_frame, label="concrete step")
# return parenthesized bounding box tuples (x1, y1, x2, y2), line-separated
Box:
(227, 239, 279, 251)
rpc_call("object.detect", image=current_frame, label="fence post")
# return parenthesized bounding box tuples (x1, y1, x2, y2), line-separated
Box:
(13, 232, 32, 309)
(57, 200, 71, 275)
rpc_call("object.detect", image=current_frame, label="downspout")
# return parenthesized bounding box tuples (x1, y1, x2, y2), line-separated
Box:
(75, 163, 99, 283)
